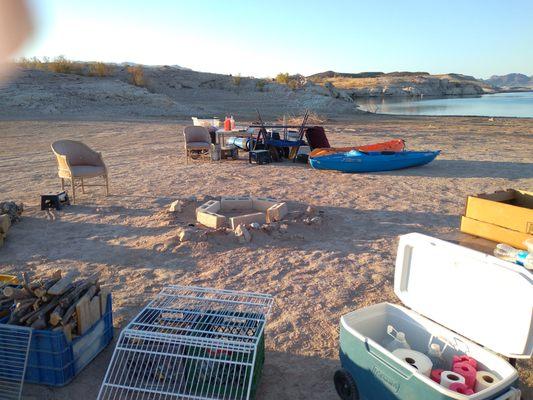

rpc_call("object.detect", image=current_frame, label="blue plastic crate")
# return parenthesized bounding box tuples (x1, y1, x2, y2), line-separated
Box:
(1, 293, 113, 386)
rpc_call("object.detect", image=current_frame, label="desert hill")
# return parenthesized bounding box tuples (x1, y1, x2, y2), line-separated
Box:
(485, 73, 533, 89)
(2, 61, 530, 120)
(0, 63, 357, 120)
(307, 71, 495, 97)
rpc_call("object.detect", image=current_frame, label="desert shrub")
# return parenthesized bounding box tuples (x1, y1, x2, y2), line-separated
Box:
(275, 72, 290, 85)
(232, 73, 242, 86)
(255, 79, 266, 91)
(17, 57, 34, 68)
(287, 79, 299, 90)
(88, 62, 113, 77)
(17, 56, 47, 70)
(48, 55, 82, 74)
(127, 65, 145, 87)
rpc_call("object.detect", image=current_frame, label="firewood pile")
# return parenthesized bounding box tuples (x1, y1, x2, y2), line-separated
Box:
(3, 270, 109, 341)
(0, 278, 17, 316)
(0, 201, 23, 248)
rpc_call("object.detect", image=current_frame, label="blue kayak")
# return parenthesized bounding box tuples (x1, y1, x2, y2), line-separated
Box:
(309, 150, 440, 173)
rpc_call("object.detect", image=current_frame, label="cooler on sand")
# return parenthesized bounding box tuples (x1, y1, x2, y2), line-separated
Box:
(335, 233, 532, 400)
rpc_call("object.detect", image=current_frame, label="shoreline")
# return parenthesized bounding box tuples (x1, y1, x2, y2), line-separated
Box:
(353, 91, 533, 119)
(1, 113, 533, 124)
(352, 89, 533, 100)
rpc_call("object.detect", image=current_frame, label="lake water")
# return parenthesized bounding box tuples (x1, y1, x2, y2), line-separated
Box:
(356, 91, 533, 118)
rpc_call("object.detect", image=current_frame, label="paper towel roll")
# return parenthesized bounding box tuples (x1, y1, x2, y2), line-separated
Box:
(440, 371, 465, 388)
(452, 354, 478, 370)
(453, 361, 477, 389)
(392, 349, 433, 377)
(449, 382, 474, 395)
(475, 371, 500, 392)
(430, 369, 444, 383)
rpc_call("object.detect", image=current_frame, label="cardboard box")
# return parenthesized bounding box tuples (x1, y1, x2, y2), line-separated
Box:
(461, 190, 533, 249)
(460, 216, 531, 250)
(464, 190, 533, 234)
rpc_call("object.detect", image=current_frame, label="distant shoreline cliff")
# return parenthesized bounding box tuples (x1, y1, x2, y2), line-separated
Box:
(307, 71, 495, 98)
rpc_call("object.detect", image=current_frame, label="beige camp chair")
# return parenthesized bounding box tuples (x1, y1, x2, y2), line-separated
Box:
(51, 140, 109, 203)
(183, 126, 211, 164)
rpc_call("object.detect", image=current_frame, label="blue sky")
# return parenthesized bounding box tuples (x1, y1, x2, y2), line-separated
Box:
(21, 0, 533, 79)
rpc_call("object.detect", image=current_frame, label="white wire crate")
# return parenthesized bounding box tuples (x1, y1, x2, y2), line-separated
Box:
(98, 286, 273, 400)
(0, 325, 32, 400)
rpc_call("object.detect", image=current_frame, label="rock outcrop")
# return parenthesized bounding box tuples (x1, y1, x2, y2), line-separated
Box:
(308, 71, 493, 98)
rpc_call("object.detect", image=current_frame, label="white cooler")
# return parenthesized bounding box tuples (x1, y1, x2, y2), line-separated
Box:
(335, 233, 532, 400)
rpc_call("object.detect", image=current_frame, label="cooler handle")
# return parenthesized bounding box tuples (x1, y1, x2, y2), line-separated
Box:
(366, 340, 412, 380)
(494, 387, 521, 400)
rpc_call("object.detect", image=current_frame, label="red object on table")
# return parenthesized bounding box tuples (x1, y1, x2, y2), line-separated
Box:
(224, 116, 231, 131)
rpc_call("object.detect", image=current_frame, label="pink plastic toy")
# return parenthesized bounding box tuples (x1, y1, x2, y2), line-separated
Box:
(452, 355, 478, 370)
(449, 382, 475, 395)
(453, 362, 477, 389)
(430, 369, 443, 383)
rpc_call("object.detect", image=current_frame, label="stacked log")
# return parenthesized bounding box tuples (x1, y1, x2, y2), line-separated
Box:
(4, 270, 108, 341)
(0, 278, 16, 316)
(0, 201, 23, 248)
(0, 214, 10, 247)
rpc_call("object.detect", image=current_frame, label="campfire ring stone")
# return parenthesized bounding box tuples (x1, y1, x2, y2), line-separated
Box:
(196, 196, 288, 229)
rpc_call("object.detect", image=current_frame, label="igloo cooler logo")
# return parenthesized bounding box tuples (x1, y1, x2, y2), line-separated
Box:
(371, 366, 401, 393)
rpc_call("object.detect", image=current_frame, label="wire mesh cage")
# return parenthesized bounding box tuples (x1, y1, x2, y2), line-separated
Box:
(0, 325, 32, 400)
(98, 286, 273, 400)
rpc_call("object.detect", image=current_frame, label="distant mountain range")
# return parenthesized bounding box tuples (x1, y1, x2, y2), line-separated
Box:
(484, 73, 533, 88)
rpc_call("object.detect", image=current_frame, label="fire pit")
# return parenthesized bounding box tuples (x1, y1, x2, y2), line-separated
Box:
(196, 196, 288, 229)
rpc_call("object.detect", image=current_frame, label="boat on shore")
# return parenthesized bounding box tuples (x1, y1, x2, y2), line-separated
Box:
(309, 139, 405, 158)
(309, 150, 440, 173)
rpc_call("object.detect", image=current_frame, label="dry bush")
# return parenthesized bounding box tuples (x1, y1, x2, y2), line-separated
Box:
(255, 79, 266, 91)
(277, 112, 328, 125)
(287, 79, 299, 90)
(18, 55, 83, 75)
(48, 55, 82, 74)
(275, 72, 290, 85)
(88, 62, 113, 77)
(275, 73, 303, 90)
(17, 56, 114, 78)
(232, 74, 242, 86)
(17, 56, 47, 70)
(127, 65, 145, 87)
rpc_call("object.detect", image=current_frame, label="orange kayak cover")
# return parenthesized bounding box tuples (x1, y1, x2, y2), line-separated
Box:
(309, 139, 405, 158)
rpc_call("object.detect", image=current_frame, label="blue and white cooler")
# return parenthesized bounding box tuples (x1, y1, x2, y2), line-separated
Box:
(335, 233, 532, 400)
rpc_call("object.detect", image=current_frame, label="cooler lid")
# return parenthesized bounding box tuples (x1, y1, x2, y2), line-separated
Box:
(394, 233, 533, 358)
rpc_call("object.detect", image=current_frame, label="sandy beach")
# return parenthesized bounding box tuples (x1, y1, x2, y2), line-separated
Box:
(0, 114, 532, 399)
